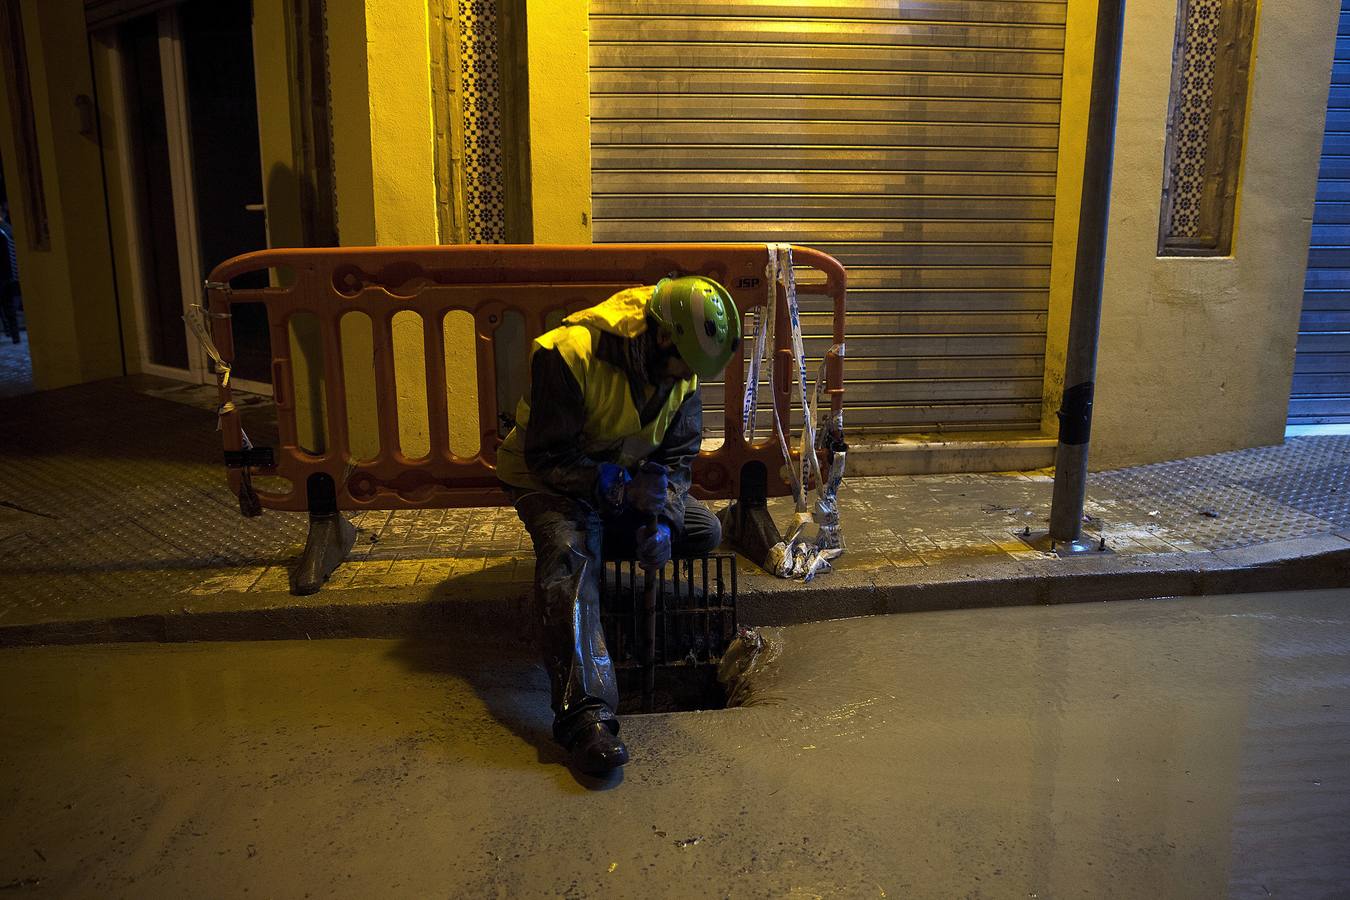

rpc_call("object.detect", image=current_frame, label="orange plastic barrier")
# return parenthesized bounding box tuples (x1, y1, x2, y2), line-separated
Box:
(206, 244, 846, 513)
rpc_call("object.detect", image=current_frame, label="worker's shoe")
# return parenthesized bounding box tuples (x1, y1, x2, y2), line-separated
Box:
(567, 721, 629, 776)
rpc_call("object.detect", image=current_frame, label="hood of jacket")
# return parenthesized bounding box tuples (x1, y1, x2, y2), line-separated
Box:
(561, 285, 655, 338)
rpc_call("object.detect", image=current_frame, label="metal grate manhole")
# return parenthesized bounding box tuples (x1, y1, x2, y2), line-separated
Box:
(599, 553, 737, 713)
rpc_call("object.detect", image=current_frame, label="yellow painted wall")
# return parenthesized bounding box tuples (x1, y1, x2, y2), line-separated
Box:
(0, 0, 586, 460)
(318, 0, 613, 462)
(326, 2, 375, 247)
(327, 0, 438, 248)
(325, 0, 457, 460)
(0, 0, 123, 390)
(322, 2, 375, 458)
(521, 0, 591, 243)
(1041, 0, 1099, 436)
(1090, 0, 1339, 467)
(252, 0, 329, 451)
(252, 0, 305, 253)
(365, 0, 439, 247)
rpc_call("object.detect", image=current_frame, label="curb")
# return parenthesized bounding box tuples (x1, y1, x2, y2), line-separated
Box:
(3, 535, 1349, 648)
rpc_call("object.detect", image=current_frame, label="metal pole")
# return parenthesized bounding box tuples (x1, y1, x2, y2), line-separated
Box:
(1047, 0, 1128, 550)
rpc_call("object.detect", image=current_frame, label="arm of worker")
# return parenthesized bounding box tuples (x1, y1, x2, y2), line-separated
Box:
(522, 347, 605, 501)
(647, 388, 703, 535)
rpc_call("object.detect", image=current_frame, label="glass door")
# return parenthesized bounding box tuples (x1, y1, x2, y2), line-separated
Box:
(114, 0, 271, 392)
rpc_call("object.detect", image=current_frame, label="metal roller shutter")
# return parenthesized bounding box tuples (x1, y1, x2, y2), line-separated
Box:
(589, 0, 1066, 435)
(1290, 0, 1350, 425)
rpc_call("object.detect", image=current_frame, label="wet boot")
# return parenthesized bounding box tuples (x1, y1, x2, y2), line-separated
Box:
(539, 548, 625, 773)
(567, 719, 629, 775)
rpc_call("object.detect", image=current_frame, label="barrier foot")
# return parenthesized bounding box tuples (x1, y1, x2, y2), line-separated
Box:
(291, 473, 355, 596)
(291, 513, 356, 595)
(717, 461, 783, 571)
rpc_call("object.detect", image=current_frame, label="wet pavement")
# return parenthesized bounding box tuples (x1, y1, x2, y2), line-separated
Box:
(3, 589, 1347, 897)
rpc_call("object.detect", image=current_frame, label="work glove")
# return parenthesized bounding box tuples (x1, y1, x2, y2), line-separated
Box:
(628, 460, 669, 517)
(595, 463, 631, 516)
(636, 522, 672, 571)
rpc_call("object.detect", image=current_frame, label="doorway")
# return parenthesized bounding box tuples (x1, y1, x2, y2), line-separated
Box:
(0, 159, 32, 398)
(114, 0, 271, 392)
(1289, 0, 1350, 433)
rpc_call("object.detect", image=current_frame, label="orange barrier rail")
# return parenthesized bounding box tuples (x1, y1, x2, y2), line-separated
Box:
(206, 244, 846, 514)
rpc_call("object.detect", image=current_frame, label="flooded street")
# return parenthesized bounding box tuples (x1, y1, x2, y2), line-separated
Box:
(3, 590, 1348, 897)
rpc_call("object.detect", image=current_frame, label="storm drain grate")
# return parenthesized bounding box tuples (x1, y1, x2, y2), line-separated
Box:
(599, 553, 737, 713)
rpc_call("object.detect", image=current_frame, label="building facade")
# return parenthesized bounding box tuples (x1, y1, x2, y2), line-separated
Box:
(0, 0, 1340, 469)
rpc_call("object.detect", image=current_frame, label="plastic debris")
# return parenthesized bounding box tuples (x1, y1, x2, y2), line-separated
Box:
(717, 626, 784, 708)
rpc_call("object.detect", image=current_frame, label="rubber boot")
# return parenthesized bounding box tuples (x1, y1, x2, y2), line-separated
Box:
(290, 512, 356, 595)
(718, 461, 783, 571)
(291, 473, 356, 596)
(540, 548, 622, 759)
(567, 720, 629, 775)
(718, 499, 782, 571)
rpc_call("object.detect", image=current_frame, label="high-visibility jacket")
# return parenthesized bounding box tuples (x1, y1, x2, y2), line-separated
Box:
(494, 286, 699, 494)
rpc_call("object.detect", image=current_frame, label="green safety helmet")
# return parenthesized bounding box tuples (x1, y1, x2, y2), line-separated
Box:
(647, 275, 741, 379)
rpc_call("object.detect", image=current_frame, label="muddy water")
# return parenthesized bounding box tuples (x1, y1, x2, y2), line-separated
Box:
(2, 591, 1348, 898)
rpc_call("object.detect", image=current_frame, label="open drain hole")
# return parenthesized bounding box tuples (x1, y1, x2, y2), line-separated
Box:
(616, 665, 727, 714)
(600, 554, 737, 714)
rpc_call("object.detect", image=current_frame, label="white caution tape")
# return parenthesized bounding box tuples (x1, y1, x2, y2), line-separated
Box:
(187, 283, 251, 449)
(778, 245, 823, 502)
(184, 301, 231, 387)
(765, 245, 800, 501)
(742, 245, 803, 501)
(739, 261, 772, 440)
(755, 244, 849, 581)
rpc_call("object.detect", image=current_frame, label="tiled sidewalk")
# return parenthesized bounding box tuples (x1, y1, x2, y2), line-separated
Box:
(2, 377, 1349, 627)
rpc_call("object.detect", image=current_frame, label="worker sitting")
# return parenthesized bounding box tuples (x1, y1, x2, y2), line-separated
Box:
(496, 276, 741, 776)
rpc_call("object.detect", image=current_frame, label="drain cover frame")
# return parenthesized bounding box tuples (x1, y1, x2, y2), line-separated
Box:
(599, 553, 738, 713)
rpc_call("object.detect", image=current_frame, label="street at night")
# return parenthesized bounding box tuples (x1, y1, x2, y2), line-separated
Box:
(4, 590, 1348, 897)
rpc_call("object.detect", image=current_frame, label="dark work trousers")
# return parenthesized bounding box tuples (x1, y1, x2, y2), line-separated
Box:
(506, 486, 721, 746)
